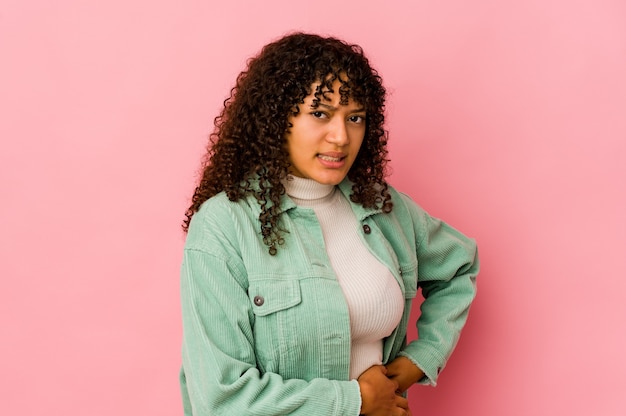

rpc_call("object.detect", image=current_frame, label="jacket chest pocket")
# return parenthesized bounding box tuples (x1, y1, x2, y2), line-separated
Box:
(248, 279, 302, 373)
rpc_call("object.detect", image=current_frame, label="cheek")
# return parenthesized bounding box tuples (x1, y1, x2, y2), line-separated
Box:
(285, 138, 307, 166)
(352, 132, 366, 152)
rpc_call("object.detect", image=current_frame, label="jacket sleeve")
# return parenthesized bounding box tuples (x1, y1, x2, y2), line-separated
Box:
(396, 194, 479, 386)
(180, 201, 362, 415)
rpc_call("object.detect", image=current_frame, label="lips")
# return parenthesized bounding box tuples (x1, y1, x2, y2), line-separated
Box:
(318, 154, 344, 162)
(317, 152, 346, 162)
(316, 152, 348, 169)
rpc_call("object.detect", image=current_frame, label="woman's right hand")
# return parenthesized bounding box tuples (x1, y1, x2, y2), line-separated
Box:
(357, 365, 410, 416)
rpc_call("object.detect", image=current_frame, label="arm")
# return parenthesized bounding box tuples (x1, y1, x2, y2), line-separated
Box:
(394, 195, 479, 387)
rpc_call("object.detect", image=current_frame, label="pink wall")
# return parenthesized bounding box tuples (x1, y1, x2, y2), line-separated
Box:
(2, 0, 625, 414)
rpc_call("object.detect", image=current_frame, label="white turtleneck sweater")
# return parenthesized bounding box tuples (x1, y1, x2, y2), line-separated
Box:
(283, 175, 405, 380)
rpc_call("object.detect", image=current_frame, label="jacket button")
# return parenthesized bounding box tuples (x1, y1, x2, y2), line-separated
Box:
(362, 224, 371, 234)
(253, 295, 264, 306)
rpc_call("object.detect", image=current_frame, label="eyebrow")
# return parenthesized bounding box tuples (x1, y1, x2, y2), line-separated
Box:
(313, 102, 366, 113)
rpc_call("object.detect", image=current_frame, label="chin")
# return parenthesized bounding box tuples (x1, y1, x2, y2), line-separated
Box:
(311, 174, 347, 185)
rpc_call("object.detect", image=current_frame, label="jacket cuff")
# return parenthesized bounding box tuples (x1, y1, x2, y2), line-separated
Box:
(398, 343, 446, 386)
(334, 379, 362, 416)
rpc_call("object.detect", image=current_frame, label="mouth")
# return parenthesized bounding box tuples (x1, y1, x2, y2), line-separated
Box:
(317, 153, 346, 162)
(316, 153, 348, 169)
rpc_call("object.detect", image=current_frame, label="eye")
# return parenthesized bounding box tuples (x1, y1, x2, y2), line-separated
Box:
(348, 115, 366, 124)
(311, 111, 327, 119)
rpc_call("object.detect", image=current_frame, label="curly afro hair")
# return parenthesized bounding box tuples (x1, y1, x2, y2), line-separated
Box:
(183, 32, 392, 255)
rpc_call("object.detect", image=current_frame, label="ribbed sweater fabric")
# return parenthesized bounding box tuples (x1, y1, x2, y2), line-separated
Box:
(283, 175, 404, 379)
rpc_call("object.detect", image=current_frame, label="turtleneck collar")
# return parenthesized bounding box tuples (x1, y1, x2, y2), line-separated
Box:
(282, 175, 336, 207)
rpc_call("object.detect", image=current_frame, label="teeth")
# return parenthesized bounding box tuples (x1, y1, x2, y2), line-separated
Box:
(318, 155, 341, 162)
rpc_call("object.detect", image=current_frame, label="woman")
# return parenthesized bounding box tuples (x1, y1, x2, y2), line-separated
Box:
(180, 32, 478, 416)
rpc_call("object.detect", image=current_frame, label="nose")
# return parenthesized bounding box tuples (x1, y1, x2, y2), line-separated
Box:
(326, 118, 349, 146)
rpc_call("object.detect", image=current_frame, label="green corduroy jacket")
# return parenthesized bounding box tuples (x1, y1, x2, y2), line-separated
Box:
(180, 179, 478, 415)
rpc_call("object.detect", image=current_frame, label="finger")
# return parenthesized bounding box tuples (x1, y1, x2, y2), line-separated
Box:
(395, 396, 409, 409)
(390, 379, 400, 392)
(393, 408, 409, 416)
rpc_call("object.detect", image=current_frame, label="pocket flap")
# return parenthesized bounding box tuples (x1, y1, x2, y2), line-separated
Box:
(248, 280, 302, 316)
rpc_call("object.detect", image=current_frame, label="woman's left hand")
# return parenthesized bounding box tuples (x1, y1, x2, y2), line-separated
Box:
(385, 356, 425, 394)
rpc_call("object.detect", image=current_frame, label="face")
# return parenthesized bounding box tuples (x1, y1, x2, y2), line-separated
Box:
(285, 80, 366, 185)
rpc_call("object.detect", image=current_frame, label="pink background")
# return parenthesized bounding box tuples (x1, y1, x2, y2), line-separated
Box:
(2, 0, 625, 414)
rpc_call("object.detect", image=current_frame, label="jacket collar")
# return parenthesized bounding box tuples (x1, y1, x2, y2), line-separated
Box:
(244, 175, 384, 221)
(337, 179, 383, 221)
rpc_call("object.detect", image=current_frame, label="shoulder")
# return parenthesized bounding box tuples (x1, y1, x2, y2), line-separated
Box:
(194, 191, 260, 223)
(379, 184, 452, 250)
(386, 185, 478, 257)
(185, 192, 259, 254)
(386, 184, 429, 223)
